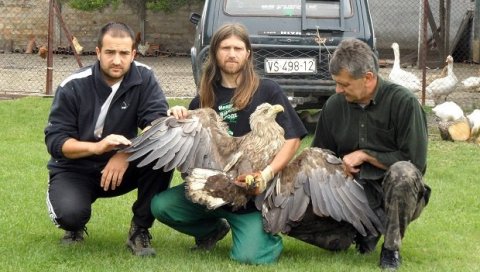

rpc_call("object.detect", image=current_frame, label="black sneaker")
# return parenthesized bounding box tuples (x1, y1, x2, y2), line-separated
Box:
(61, 228, 86, 245)
(380, 244, 402, 270)
(355, 233, 381, 254)
(192, 219, 230, 251)
(126, 222, 156, 257)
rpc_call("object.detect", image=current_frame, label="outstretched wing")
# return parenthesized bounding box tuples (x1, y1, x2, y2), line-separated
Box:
(262, 147, 384, 237)
(121, 108, 237, 173)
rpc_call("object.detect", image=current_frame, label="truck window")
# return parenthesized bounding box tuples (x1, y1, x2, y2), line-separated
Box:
(224, 0, 353, 18)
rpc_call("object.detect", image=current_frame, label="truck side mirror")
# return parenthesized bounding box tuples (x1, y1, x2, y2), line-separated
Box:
(190, 13, 201, 25)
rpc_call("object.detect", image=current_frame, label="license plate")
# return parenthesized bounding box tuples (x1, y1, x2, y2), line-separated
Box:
(264, 58, 316, 74)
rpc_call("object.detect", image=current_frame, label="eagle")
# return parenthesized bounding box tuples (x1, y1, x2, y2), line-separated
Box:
(122, 103, 286, 209)
(121, 103, 384, 237)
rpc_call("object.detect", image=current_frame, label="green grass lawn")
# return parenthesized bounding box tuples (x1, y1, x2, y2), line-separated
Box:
(0, 97, 478, 272)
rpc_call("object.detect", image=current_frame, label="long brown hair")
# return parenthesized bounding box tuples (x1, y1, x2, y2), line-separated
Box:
(199, 23, 259, 110)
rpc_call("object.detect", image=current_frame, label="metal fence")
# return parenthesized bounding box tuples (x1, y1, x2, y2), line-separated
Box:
(0, 0, 197, 99)
(1, 0, 480, 110)
(369, 0, 480, 110)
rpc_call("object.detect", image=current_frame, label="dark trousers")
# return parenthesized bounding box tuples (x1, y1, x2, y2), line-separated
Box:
(287, 161, 430, 251)
(46, 161, 173, 231)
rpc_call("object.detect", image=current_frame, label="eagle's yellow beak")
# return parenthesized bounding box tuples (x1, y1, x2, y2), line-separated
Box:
(271, 104, 284, 114)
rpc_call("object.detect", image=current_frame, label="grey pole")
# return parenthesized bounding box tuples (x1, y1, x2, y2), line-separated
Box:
(473, 0, 480, 62)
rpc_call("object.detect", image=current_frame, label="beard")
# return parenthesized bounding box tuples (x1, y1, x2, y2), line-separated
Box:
(219, 58, 247, 75)
(101, 65, 128, 84)
(104, 69, 123, 80)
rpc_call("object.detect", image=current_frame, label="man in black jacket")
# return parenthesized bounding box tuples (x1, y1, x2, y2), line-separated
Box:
(45, 22, 172, 256)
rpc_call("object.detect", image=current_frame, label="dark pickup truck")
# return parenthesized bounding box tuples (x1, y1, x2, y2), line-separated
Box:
(190, 0, 376, 126)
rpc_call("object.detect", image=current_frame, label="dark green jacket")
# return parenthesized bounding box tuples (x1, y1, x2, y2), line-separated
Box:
(312, 77, 428, 180)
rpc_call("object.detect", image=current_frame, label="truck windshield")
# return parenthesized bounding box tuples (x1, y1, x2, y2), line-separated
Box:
(224, 0, 352, 18)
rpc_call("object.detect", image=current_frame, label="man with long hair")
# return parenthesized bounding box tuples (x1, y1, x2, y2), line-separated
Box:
(151, 23, 307, 264)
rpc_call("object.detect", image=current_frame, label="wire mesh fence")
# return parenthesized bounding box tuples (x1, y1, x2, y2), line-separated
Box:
(0, 0, 197, 98)
(1, 0, 479, 110)
(0, 0, 49, 96)
(0, 53, 196, 98)
(371, 0, 480, 110)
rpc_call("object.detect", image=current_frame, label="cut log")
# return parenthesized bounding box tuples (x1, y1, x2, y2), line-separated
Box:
(447, 118, 471, 141)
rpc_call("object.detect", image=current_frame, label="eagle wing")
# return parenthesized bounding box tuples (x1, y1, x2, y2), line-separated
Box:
(121, 108, 238, 173)
(262, 147, 384, 237)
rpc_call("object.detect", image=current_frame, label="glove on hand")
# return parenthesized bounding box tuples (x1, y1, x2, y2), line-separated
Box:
(234, 165, 274, 195)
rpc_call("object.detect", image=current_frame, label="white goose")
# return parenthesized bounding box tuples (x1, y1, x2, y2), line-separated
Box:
(432, 101, 464, 122)
(388, 42, 422, 92)
(426, 55, 458, 103)
(462, 76, 480, 88)
(467, 109, 480, 138)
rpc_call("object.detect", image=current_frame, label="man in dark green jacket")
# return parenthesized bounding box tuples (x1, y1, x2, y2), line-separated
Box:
(308, 38, 431, 270)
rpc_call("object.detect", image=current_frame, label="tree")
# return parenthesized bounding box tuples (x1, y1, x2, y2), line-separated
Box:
(57, 0, 203, 13)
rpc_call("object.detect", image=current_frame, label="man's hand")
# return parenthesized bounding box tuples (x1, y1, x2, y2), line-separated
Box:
(93, 134, 131, 155)
(167, 105, 189, 120)
(342, 150, 365, 175)
(101, 152, 130, 191)
(342, 150, 387, 176)
(61, 134, 132, 159)
(233, 165, 274, 195)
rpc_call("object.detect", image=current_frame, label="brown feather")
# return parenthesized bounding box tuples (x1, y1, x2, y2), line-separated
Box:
(204, 174, 249, 210)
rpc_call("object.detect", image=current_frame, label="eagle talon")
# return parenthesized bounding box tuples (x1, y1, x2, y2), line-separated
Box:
(244, 174, 257, 190)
